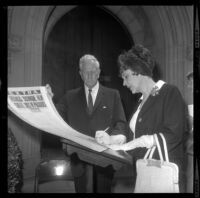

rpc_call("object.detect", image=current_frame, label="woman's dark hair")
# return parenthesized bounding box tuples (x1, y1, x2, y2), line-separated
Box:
(118, 44, 155, 77)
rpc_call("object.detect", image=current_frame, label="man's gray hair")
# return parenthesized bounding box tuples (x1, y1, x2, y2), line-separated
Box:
(79, 54, 100, 69)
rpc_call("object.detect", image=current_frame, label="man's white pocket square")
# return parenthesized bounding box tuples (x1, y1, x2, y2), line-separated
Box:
(102, 106, 107, 109)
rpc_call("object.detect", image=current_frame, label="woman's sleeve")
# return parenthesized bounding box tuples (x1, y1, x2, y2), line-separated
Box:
(159, 85, 187, 152)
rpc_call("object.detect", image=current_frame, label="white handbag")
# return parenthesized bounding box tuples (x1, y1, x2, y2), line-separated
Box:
(134, 133, 179, 193)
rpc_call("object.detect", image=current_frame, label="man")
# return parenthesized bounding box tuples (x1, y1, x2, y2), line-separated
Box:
(47, 54, 127, 193)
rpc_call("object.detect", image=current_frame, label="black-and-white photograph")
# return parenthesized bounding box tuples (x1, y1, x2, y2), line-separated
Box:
(4, 3, 199, 195)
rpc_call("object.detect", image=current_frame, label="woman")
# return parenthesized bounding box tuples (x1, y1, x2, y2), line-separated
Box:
(109, 45, 187, 192)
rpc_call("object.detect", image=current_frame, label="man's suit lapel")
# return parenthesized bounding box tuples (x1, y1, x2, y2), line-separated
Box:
(92, 84, 104, 114)
(78, 84, 104, 115)
(78, 86, 88, 114)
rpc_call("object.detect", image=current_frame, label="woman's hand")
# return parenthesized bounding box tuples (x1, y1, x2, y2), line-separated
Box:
(108, 135, 154, 151)
(108, 144, 126, 151)
(135, 135, 154, 148)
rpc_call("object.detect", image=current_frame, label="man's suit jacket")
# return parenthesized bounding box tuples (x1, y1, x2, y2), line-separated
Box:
(56, 84, 126, 137)
(128, 83, 187, 169)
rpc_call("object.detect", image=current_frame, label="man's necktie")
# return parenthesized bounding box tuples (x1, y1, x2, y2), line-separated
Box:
(88, 89, 93, 114)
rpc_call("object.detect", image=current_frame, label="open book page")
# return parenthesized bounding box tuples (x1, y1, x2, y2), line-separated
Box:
(8, 86, 107, 152)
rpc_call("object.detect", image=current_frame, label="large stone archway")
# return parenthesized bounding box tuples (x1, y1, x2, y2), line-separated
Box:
(8, 5, 193, 96)
(7, 5, 193, 179)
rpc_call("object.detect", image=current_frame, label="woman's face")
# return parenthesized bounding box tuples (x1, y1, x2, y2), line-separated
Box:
(121, 69, 140, 94)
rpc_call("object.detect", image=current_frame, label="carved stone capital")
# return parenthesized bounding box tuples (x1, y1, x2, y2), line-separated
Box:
(8, 34, 23, 52)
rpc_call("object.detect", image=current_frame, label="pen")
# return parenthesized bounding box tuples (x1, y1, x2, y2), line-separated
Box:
(104, 127, 109, 132)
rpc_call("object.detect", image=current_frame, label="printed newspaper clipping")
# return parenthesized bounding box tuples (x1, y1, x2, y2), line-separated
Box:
(8, 86, 108, 152)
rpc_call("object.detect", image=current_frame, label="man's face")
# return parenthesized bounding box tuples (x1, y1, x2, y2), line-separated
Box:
(79, 60, 100, 89)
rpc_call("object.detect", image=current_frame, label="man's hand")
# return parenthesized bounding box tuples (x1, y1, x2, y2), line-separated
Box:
(46, 84, 54, 98)
(95, 130, 111, 146)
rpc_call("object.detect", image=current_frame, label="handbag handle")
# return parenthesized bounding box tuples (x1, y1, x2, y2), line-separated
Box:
(144, 146, 156, 159)
(144, 133, 169, 162)
(154, 134, 164, 161)
(144, 134, 163, 161)
(159, 133, 169, 162)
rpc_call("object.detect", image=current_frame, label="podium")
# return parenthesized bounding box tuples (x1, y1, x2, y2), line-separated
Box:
(61, 138, 133, 171)
(61, 138, 133, 192)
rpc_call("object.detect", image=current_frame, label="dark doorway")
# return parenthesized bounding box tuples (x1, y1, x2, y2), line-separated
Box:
(42, 6, 137, 149)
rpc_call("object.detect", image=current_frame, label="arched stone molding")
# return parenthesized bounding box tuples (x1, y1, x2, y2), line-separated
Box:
(8, 6, 50, 87)
(142, 6, 166, 73)
(140, 6, 193, 101)
(155, 6, 192, 99)
(44, 6, 144, 46)
(8, 6, 51, 179)
(8, 5, 193, 98)
(44, 6, 76, 45)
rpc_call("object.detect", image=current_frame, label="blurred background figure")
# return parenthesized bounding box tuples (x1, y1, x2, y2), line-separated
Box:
(185, 71, 193, 193)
